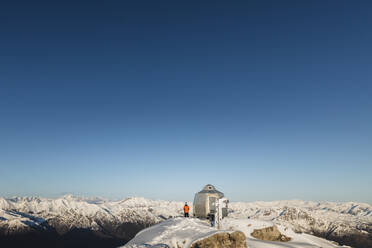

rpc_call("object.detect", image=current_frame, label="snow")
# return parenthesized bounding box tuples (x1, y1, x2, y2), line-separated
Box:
(124, 218, 222, 248)
(228, 200, 372, 237)
(220, 218, 348, 248)
(0, 195, 369, 246)
(123, 217, 349, 248)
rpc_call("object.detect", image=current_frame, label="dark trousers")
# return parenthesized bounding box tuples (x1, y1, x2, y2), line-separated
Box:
(184, 212, 189, 217)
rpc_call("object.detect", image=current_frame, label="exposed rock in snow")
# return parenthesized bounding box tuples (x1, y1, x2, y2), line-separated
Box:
(221, 218, 348, 248)
(191, 231, 247, 248)
(250, 226, 291, 242)
(228, 200, 372, 247)
(123, 217, 346, 248)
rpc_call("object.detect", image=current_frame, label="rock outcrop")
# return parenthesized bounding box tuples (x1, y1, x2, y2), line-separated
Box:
(251, 226, 291, 242)
(191, 231, 247, 248)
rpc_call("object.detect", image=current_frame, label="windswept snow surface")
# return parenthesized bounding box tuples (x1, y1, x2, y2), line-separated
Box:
(122, 217, 347, 248)
(123, 217, 222, 248)
(221, 218, 348, 248)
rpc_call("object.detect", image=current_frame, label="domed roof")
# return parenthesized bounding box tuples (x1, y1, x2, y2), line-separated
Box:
(197, 184, 224, 197)
(203, 184, 216, 191)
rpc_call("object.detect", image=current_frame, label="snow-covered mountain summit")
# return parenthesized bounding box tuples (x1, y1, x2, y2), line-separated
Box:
(0, 195, 184, 237)
(0, 195, 371, 247)
(123, 217, 348, 248)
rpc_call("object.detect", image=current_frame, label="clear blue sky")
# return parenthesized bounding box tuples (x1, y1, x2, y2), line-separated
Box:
(1, 1, 371, 203)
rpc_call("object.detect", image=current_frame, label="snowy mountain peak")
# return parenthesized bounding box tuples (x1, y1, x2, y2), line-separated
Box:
(0, 196, 371, 248)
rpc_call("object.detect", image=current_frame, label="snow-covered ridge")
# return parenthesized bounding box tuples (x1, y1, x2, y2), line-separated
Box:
(0, 195, 371, 247)
(0, 195, 184, 217)
(0, 195, 184, 236)
(229, 200, 372, 238)
(230, 200, 372, 217)
(2, 196, 370, 218)
(123, 217, 224, 248)
(123, 217, 348, 248)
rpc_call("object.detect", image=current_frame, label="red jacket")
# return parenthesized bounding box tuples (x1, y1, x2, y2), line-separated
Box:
(183, 205, 190, 213)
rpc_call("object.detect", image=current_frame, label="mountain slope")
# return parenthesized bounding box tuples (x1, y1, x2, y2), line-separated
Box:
(122, 217, 347, 248)
(229, 200, 372, 247)
(0, 196, 371, 248)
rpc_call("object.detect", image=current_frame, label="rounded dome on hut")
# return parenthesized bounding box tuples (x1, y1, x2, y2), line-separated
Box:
(193, 184, 228, 218)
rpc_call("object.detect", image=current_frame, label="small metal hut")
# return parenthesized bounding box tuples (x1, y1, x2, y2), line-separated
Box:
(193, 184, 228, 218)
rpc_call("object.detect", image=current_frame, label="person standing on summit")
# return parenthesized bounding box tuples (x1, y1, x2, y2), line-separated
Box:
(183, 202, 190, 217)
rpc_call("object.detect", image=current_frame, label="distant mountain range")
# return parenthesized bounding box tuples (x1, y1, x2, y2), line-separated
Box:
(229, 200, 372, 248)
(0, 195, 371, 248)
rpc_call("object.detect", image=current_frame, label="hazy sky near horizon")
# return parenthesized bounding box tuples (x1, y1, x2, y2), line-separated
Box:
(1, 1, 371, 203)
